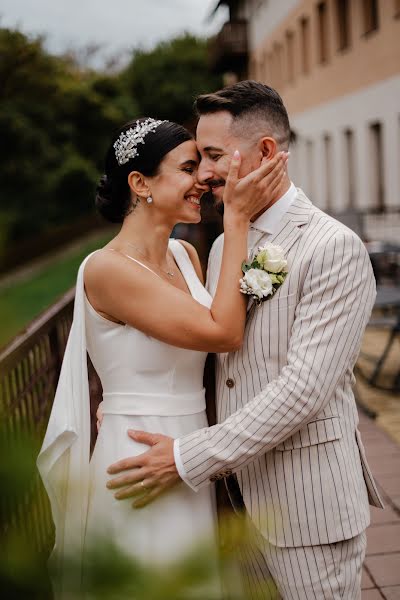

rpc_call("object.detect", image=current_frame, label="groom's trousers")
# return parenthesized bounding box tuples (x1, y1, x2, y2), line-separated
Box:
(223, 476, 367, 600)
(237, 511, 367, 600)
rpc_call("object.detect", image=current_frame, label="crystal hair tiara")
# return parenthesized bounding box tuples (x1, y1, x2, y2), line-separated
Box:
(113, 118, 166, 166)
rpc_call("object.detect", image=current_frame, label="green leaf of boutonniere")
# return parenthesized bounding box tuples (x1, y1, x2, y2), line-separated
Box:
(241, 261, 252, 273)
(269, 274, 280, 285)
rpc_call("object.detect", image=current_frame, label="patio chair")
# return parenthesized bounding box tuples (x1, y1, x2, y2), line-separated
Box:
(335, 209, 365, 240)
(358, 285, 400, 393)
(366, 241, 400, 285)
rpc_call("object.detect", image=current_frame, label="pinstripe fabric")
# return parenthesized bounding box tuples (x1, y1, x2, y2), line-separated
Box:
(179, 189, 384, 550)
(238, 511, 366, 599)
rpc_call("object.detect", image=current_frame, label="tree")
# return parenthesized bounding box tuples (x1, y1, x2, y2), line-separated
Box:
(0, 28, 135, 254)
(122, 34, 222, 126)
(0, 28, 220, 270)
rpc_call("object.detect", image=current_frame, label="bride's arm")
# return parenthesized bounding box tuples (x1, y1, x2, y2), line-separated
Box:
(85, 152, 285, 353)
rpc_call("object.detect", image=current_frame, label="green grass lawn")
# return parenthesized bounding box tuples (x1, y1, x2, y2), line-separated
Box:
(0, 232, 113, 349)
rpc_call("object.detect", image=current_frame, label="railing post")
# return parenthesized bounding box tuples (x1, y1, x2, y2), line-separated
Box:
(48, 324, 63, 375)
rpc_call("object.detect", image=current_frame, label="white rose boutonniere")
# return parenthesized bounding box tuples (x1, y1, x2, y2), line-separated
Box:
(255, 243, 288, 273)
(240, 269, 273, 300)
(240, 243, 288, 305)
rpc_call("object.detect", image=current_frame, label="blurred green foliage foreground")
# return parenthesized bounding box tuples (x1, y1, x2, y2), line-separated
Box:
(0, 424, 277, 600)
(0, 28, 221, 272)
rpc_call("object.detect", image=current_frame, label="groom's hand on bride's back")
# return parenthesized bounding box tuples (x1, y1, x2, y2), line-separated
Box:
(106, 431, 180, 508)
(96, 402, 103, 432)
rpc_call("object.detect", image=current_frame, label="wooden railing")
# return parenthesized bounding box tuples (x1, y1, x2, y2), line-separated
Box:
(0, 289, 101, 555)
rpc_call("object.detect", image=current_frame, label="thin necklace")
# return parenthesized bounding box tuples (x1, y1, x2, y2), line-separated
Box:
(125, 241, 175, 278)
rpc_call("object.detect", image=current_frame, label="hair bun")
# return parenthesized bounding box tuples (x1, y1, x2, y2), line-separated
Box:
(95, 174, 128, 223)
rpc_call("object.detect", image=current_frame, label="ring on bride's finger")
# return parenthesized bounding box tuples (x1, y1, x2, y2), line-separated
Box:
(140, 481, 148, 491)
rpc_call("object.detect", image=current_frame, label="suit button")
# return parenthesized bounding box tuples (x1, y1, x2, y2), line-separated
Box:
(226, 378, 235, 388)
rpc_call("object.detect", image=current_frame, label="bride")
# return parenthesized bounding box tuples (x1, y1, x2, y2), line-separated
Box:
(37, 118, 285, 596)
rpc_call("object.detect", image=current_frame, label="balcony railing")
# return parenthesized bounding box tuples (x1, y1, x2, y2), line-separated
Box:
(209, 19, 249, 74)
(0, 288, 102, 555)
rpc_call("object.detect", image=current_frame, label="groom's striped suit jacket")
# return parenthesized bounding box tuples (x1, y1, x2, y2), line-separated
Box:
(179, 189, 383, 548)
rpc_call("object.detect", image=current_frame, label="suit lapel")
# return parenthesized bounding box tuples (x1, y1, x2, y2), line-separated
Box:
(265, 189, 311, 250)
(246, 190, 311, 313)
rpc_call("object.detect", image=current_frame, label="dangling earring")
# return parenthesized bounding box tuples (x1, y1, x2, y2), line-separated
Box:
(146, 196, 153, 204)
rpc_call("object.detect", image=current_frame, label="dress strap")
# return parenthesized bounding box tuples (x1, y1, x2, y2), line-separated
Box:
(169, 239, 212, 308)
(168, 239, 203, 298)
(169, 240, 196, 284)
(108, 248, 162, 280)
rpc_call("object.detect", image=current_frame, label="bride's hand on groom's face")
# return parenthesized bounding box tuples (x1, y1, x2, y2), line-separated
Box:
(222, 150, 288, 221)
(106, 431, 180, 508)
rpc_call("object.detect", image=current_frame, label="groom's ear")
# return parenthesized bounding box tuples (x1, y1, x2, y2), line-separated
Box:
(260, 137, 277, 159)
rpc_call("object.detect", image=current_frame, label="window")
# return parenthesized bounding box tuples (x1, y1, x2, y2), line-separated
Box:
(335, 0, 351, 50)
(249, 58, 256, 79)
(306, 139, 315, 198)
(262, 50, 269, 81)
(362, 0, 379, 35)
(267, 52, 274, 86)
(254, 59, 261, 80)
(286, 30, 295, 83)
(344, 129, 355, 208)
(369, 122, 385, 212)
(274, 42, 284, 88)
(300, 16, 311, 74)
(323, 134, 333, 212)
(317, 2, 329, 63)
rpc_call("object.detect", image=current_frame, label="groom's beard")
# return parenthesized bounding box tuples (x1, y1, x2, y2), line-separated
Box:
(207, 178, 226, 216)
(215, 199, 224, 216)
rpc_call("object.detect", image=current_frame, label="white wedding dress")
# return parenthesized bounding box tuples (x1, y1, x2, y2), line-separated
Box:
(37, 239, 219, 597)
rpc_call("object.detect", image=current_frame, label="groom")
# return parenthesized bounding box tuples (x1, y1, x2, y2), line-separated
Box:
(107, 81, 383, 598)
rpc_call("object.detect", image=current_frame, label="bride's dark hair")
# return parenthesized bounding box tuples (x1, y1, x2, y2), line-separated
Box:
(96, 118, 193, 223)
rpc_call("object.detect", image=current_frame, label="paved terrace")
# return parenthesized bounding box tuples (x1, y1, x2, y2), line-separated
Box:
(359, 410, 400, 599)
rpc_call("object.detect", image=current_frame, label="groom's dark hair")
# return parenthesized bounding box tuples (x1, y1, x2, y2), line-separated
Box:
(195, 80, 291, 149)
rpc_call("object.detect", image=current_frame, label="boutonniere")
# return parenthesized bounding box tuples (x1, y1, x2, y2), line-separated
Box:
(240, 243, 288, 306)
